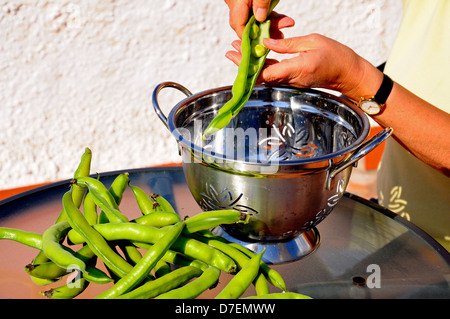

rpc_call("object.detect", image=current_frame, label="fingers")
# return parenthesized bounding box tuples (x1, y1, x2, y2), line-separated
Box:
(225, 0, 251, 38)
(263, 34, 322, 54)
(269, 12, 295, 38)
(260, 56, 307, 86)
(225, 50, 241, 66)
(226, 0, 293, 38)
(225, 39, 242, 65)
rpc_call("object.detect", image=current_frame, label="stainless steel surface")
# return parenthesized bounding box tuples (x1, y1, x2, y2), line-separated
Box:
(0, 167, 448, 299)
(213, 226, 321, 265)
(152, 82, 393, 244)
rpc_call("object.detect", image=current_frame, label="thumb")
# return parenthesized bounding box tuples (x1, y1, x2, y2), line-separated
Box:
(263, 36, 315, 54)
(253, 0, 272, 21)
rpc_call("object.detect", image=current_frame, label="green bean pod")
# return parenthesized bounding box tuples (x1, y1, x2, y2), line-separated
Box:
(41, 273, 89, 299)
(215, 249, 265, 299)
(28, 248, 59, 286)
(254, 272, 270, 295)
(184, 210, 250, 233)
(134, 211, 181, 227)
(230, 19, 271, 117)
(80, 176, 144, 266)
(30, 275, 60, 286)
(243, 292, 312, 299)
(154, 259, 172, 278)
(161, 250, 209, 271)
(30, 147, 92, 284)
(73, 176, 119, 210)
(129, 183, 159, 215)
(155, 266, 221, 299)
(228, 242, 286, 291)
(85, 187, 128, 223)
(25, 244, 96, 280)
(151, 193, 176, 213)
(0, 227, 42, 249)
(81, 223, 237, 273)
(189, 232, 249, 268)
(55, 147, 92, 223)
(70, 147, 92, 210)
(188, 232, 269, 295)
(83, 265, 114, 284)
(202, 14, 253, 139)
(82, 192, 98, 226)
(117, 266, 203, 299)
(202, 0, 279, 139)
(103, 176, 146, 266)
(95, 221, 185, 299)
(62, 189, 134, 278)
(41, 221, 86, 272)
(108, 172, 129, 206)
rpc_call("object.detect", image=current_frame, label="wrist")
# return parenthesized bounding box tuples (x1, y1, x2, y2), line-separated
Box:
(343, 59, 384, 103)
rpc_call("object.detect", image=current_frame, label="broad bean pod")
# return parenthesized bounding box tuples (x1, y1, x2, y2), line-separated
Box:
(82, 192, 98, 226)
(154, 259, 172, 278)
(41, 221, 86, 272)
(25, 244, 96, 280)
(202, 0, 279, 139)
(117, 266, 203, 299)
(183, 210, 250, 234)
(155, 266, 221, 299)
(215, 249, 265, 299)
(68, 147, 92, 213)
(150, 193, 176, 213)
(95, 221, 185, 299)
(73, 176, 120, 210)
(85, 186, 128, 223)
(108, 172, 129, 206)
(62, 189, 134, 278)
(189, 232, 269, 295)
(0, 227, 42, 250)
(134, 211, 181, 227)
(82, 265, 114, 284)
(243, 292, 312, 299)
(229, 242, 286, 291)
(85, 176, 144, 266)
(41, 273, 89, 299)
(128, 183, 159, 215)
(29, 147, 92, 285)
(161, 249, 209, 272)
(55, 147, 92, 224)
(76, 222, 237, 273)
(109, 174, 145, 265)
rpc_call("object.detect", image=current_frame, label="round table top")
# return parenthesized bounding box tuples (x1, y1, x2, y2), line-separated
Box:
(0, 166, 448, 299)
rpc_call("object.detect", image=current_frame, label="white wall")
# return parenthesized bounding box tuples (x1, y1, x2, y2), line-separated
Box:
(0, 0, 402, 190)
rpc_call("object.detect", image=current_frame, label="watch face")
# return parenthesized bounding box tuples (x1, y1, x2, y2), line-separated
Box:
(360, 100, 381, 115)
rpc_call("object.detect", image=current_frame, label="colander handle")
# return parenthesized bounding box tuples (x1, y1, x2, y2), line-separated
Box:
(152, 82, 193, 129)
(326, 127, 393, 190)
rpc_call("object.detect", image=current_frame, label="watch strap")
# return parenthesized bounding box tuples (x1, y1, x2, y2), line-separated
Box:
(374, 74, 394, 106)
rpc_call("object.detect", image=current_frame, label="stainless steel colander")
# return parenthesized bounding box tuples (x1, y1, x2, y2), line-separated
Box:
(153, 82, 392, 257)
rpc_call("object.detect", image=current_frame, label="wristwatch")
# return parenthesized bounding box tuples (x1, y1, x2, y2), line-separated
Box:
(358, 74, 394, 115)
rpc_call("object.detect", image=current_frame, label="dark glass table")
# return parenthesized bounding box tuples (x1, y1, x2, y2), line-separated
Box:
(0, 167, 448, 299)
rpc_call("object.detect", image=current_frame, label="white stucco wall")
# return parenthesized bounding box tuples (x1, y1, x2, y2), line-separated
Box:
(0, 0, 402, 190)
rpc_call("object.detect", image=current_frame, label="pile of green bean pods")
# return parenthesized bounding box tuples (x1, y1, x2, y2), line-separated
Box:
(0, 147, 311, 299)
(202, 0, 280, 139)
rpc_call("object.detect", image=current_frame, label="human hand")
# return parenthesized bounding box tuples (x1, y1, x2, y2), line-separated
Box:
(226, 33, 382, 101)
(224, 0, 294, 38)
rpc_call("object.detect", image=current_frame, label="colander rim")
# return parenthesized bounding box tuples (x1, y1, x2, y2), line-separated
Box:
(167, 85, 370, 166)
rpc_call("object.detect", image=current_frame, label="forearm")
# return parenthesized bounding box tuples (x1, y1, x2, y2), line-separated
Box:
(354, 61, 450, 176)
